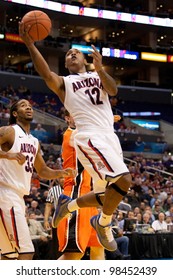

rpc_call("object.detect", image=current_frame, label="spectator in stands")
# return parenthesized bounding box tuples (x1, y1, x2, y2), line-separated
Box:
(158, 190, 168, 204)
(0, 108, 6, 119)
(152, 212, 167, 232)
(43, 95, 50, 106)
(50, 97, 57, 106)
(126, 188, 140, 209)
(117, 124, 126, 136)
(144, 205, 155, 223)
(162, 151, 170, 164)
(142, 212, 152, 225)
(3, 108, 10, 119)
(118, 210, 135, 230)
(136, 212, 142, 224)
(135, 136, 146, 150)
(109, 96, 119, 114)
(165, 215, 173, 227)
(34, 123, 46, 132)
(141, 187, 156, 207)
(33, 123, 48, 142)
(118, 197, 131, 212)
(56, 106, 66, 120)
(130, 126, 139, 134)
(31, 172, 40, 189)
(17, 85, 29, 96)
(165, 204, 173, 222)
(139, 201, 146, 214)
(45, 154, 55, 168)
(105, 212, 130, 260)
(46, 143, 58, 157)
(39, 141, 47, 157)
(5, 84, 15, 96)
(133, 206, 141, 216)
(27, 212, 52, 259)
(53, 157, 62, 170)
(27, 95, 36, 106)
(28, 200, 44, 219)
(117, 211, 126, 228)
(28, 186, 42, 203)
(152, 199, 164, 219)
(163, 195, 173, 211)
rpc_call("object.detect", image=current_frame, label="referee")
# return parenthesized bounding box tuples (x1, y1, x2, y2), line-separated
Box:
(44, 178, 64, 259)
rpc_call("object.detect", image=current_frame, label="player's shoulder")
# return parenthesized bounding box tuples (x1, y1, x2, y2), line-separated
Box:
(0, 125, 15, 144)
(0, 124, 14, 135)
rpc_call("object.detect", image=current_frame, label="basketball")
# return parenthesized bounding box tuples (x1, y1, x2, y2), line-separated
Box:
(21, 10, 52, 42)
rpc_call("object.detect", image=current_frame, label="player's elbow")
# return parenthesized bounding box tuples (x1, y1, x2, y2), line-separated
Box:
(108, 86, 118, 97)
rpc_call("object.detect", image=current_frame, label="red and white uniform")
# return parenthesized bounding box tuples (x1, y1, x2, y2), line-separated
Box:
(0, 124, 39, 257)
(63, 72, 129, 194)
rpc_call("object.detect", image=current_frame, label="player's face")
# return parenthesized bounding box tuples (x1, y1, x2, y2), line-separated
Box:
(15, 99, 33, 122)
(65, 114, 76, 128)
(65, 48, 86, 73)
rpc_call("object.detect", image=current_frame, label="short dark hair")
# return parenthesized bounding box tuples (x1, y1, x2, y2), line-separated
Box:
(9, 100, 20, 125)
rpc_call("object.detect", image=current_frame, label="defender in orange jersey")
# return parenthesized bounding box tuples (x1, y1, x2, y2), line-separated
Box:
(57, 111, 104, 260)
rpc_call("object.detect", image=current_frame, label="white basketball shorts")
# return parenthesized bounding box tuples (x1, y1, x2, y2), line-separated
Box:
(0, 187, 34, 258)
(74, 129, 129, 194)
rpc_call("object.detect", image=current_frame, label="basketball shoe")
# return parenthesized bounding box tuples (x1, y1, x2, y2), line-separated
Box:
(90, 215, 117, 251)
(52, 194, 72, 228)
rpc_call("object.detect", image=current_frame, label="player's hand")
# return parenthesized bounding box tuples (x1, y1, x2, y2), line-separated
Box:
(59, 168, 77, 178)
(114, 115, 121, 122)
(7, 152, 26, 165)
(44, 220, 51, 231)
(88, 45, 103, 72)
(18, 21, 34, 45)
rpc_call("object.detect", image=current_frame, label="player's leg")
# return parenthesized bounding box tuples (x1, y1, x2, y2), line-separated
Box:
(18, 253, 34, 260)
(90, 246, 105, 260)
(57, 209, 88, 260)
(58, 252, 84, 260)
(101, 174, 131, 216)
(52, 191, 104, 228)
(88, 208, 105, 260)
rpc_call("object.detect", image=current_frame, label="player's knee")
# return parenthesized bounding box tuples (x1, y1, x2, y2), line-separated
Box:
(117, 173, 132, 191)
(95, 193, 104, 206)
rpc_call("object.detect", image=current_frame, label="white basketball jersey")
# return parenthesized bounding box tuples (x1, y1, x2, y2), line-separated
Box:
(0, 124, 39, 196)
(63, 72, 114, 131)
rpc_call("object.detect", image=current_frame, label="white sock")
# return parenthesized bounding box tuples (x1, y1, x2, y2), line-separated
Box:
(99, 213, 112, 227)
(67, 199, 80, 212)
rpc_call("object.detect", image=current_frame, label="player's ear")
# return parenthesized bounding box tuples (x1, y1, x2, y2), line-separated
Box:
(12, 111, 17, 118)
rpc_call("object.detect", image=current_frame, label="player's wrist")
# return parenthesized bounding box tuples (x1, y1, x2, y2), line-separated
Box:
(97, 67, 104, 73)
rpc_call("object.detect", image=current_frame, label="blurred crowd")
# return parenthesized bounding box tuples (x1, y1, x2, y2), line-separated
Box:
(1, 83, 173, 259)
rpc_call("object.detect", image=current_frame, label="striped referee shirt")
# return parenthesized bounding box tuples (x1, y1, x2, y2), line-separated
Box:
(46, 185, 62, 209)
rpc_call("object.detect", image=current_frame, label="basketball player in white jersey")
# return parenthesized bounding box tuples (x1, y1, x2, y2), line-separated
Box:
(19, 22, 132, 252)
(0, 99, 76, 260)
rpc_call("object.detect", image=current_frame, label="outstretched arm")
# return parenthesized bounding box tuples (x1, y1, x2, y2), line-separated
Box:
(18, 21, 65, 103)
(34, 145, 77, 180)
(88, 45, 118, 96)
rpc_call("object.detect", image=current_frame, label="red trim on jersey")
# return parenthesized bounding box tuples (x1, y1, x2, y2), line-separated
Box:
(88, 139, 114, 172)
(10, 207, 19, 248)
(0, 208, 9, 237)
(78, 145, 103, 179)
